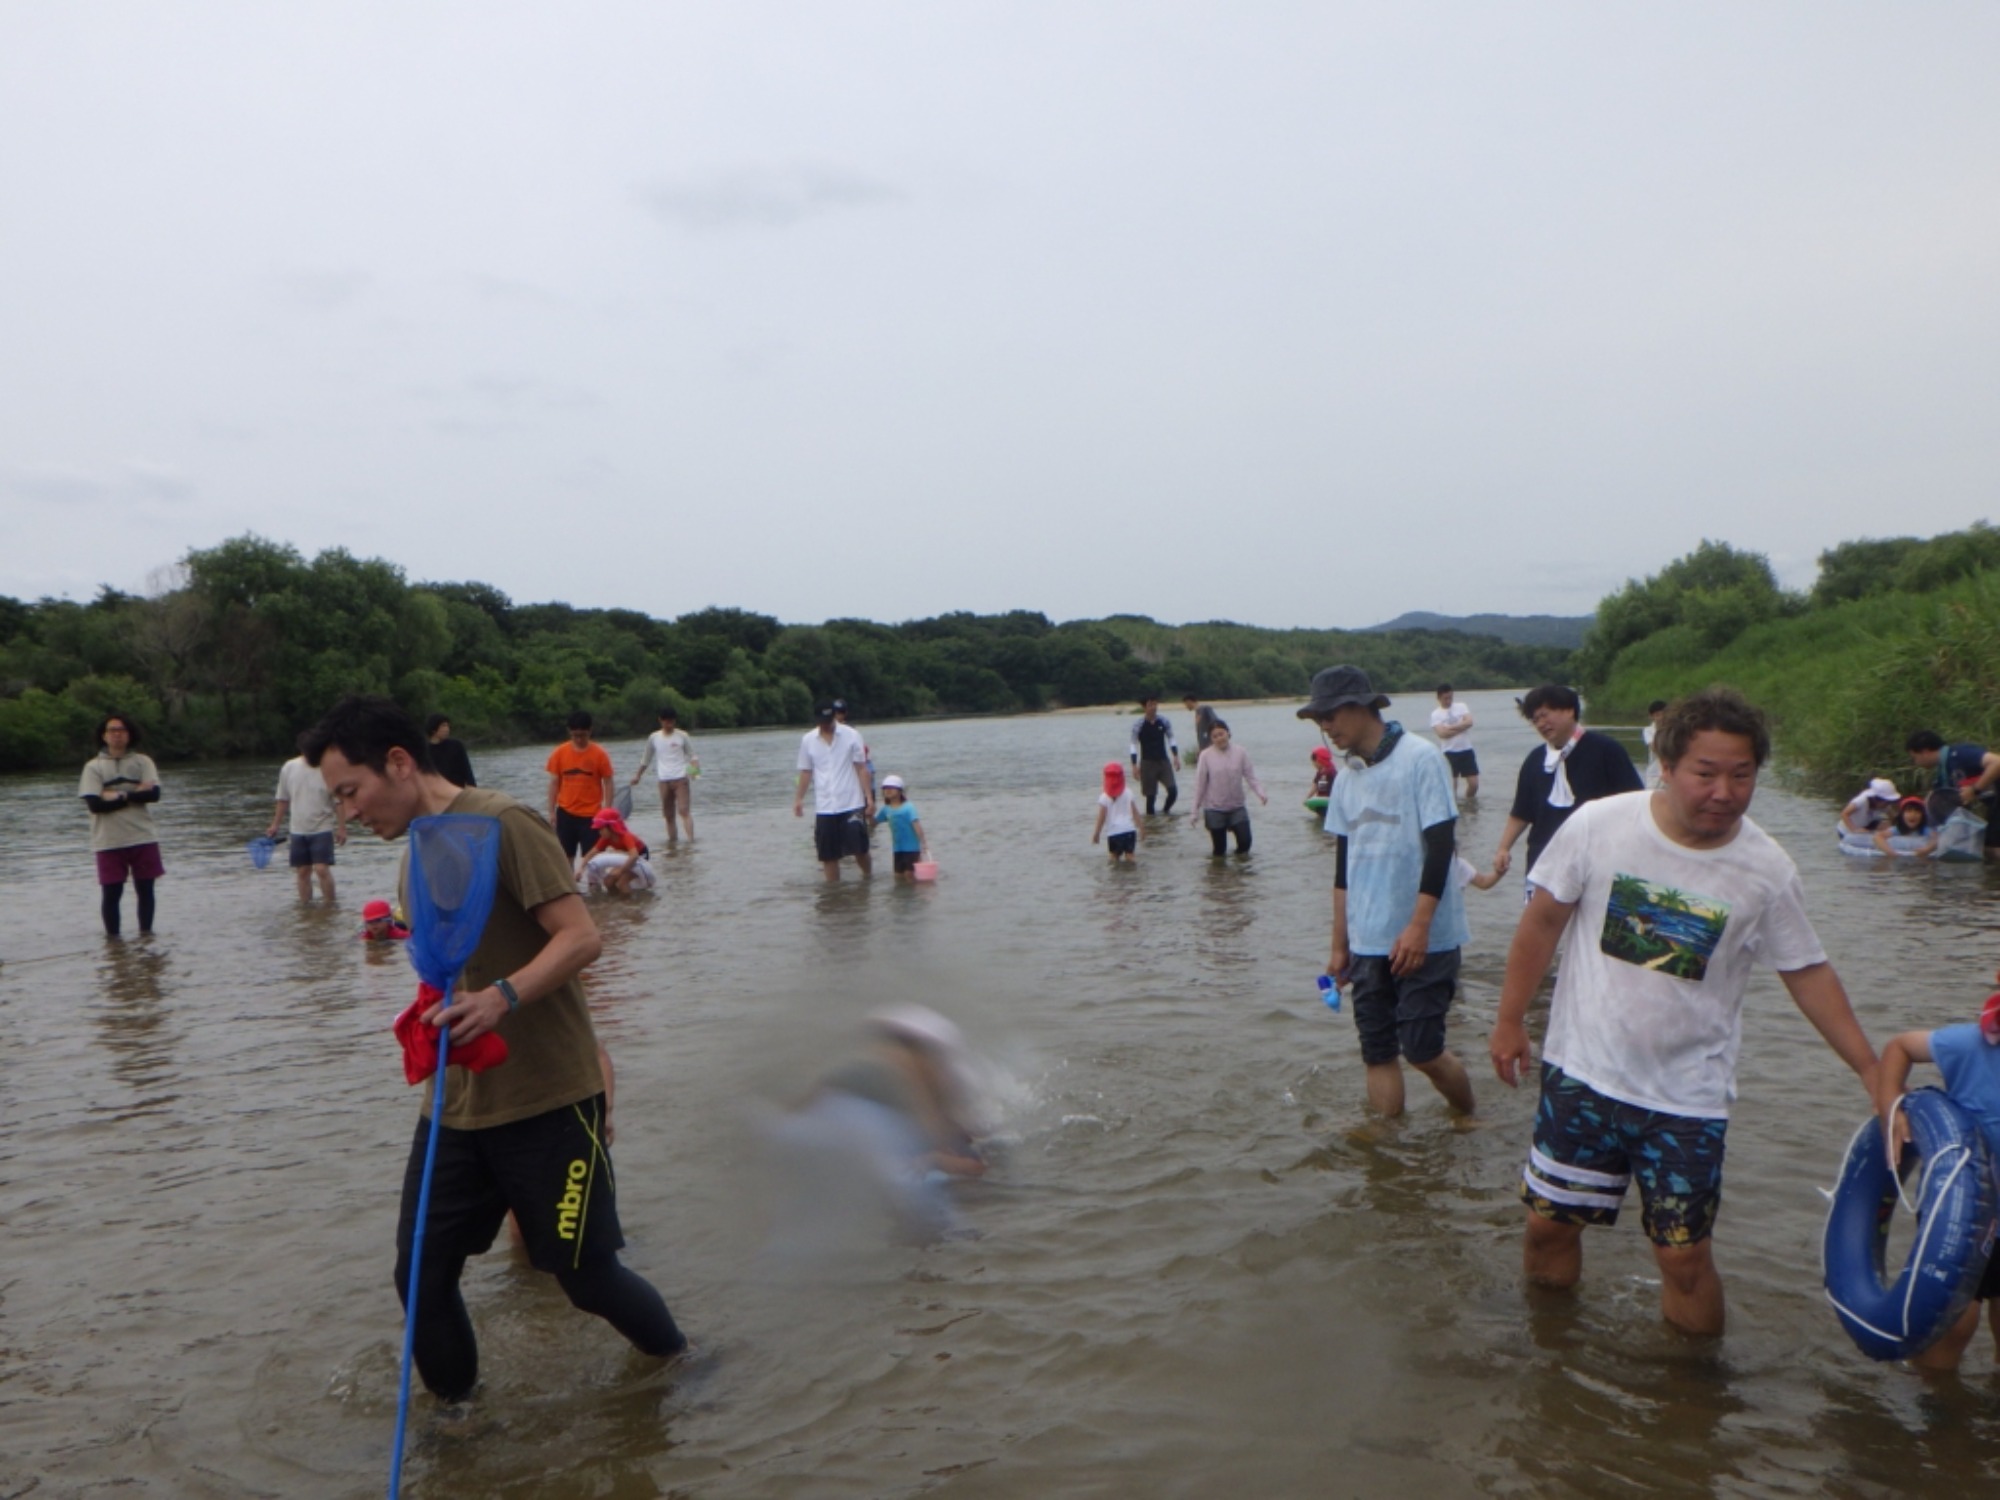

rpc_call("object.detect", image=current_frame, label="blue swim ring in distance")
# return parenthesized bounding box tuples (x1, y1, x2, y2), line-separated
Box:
(1823, 1087, 1997, 1361)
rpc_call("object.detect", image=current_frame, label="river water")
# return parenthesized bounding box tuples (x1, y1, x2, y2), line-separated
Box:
(5, 692, 2000, 1498)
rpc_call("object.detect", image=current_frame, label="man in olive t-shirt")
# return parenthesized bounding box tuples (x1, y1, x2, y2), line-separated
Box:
(305, 694, 685, 1401)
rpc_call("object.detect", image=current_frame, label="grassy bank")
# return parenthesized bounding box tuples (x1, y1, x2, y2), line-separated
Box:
(1592, 569, 2000, 793)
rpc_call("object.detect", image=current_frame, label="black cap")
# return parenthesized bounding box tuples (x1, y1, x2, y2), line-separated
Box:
(815, 703, 837, 721)
(1297, 664, 1390, 719)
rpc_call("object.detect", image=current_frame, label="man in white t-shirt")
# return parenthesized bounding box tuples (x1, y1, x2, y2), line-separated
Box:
(1429, 684, 1478, 800)
(1489, 688, 1878, 1336)
(793, 703, 875, 881)
(631, 706, 699, 845)
(268, 750, 346, 902)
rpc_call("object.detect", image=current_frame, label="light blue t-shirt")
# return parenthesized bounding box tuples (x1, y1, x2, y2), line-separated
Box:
(875, 801, 923, 854)
(1931, 1023, 2000, 1162)
(1322, 727, 1469, 956)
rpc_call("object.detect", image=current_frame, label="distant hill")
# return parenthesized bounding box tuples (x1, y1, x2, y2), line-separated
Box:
(1362, 611, 1593, 649)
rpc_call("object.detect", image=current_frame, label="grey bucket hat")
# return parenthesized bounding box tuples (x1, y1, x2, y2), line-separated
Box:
(1297, 664, 1390, 719)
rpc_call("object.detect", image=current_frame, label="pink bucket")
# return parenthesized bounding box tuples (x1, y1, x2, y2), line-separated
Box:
(913, 860, 939, 881)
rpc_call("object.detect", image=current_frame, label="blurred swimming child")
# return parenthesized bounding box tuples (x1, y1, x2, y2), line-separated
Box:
(1093, 761, 1141, 862)
(360, 898, 410, 942)
(764, 1006, 991, 1254)
(873, 775, 930, 878)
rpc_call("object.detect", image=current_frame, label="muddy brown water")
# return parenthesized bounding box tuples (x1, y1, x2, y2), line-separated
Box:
(5, 693, 2000, 1497)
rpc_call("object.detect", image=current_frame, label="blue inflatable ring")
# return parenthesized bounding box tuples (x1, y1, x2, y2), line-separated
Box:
(1823, 1088, 1997, 1361)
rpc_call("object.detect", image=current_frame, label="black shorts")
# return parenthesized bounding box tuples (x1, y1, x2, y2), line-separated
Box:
(1349, 948, 1459, 1066)
(554, 807, 595, 861)
(1445, 749, 1480, 776)
(893, 849, 921, 873)
(815, 810, 870, 862)
(1980, 1247, 2000, 1301)
(288, 831, 335, 867)
(1106, 831, 1136, 855)
(395, 1095, 624, 1275)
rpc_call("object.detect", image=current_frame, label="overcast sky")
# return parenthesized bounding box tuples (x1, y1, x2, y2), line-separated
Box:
(3, 4, 1996, 629)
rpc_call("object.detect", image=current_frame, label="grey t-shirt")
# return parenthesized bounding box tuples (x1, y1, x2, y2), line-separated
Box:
(79, 752, 160, 851)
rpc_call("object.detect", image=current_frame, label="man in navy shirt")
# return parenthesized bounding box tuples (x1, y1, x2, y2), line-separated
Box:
(1493, 685, 1643, 882)
(1906, 730, 2000, 860)
(1128, 697, 1180, 815)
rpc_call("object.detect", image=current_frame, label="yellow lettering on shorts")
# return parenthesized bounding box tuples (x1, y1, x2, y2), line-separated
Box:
(556, 1158, 589, 1240)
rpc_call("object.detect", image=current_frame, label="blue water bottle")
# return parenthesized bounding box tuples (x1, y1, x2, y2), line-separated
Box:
(1317, 973, 1341, 1013)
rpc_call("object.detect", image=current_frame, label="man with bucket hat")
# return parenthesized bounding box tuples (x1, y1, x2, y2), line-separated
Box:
(1300, 665, 1476, 1119)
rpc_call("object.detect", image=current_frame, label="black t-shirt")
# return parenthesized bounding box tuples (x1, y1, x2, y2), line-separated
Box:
(1510, 729, 1642, 872)
(431, 737, 477, 788)
(1132, 716, 1175, 762)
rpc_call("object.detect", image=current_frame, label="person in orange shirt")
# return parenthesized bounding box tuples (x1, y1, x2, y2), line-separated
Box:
(546, 710, 615, 871)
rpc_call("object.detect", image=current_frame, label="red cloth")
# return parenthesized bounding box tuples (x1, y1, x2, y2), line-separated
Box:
(393, 982, 509, 1085)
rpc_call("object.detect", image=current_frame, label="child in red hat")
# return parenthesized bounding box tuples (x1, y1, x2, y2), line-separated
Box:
(361, 899, 411, 942)
(1092, 762, 1141, 863)
(581, 808, 654, 893)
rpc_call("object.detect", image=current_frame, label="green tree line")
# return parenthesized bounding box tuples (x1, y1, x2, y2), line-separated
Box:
(1579, 523, 2000, 791)
(0, 533, 1572, 772)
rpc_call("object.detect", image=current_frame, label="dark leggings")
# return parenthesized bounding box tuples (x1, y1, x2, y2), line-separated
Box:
(1206, 817, 1251, 857)
(396, 1252, 686, 1401)
(100, 879, 156, 936)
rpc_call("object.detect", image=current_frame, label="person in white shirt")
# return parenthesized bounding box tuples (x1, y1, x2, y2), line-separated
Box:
(1429, 684, 1478, 800)
(1838, 776, 1901, 837)
(631, 706, 699, 845)
(793, 704, 875, 881)
(1489, 687, 1878, 1337)
(269, 750, 347, 902)
(1641, 700, 1667, 788)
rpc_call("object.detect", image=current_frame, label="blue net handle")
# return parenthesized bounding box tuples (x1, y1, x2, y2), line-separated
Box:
(388, 814, 500, 1495)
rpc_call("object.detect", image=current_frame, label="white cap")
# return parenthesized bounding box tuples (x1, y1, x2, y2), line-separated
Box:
(880, 774, 906, 790)
(1866, 778, 1899, 801)
(868, 1005, 992, 1133)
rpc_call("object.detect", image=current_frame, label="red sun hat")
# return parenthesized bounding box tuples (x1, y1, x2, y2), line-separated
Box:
(1102, 761, 1125, 797)
(1311, 745, 1334, 768)
(591, 807, 624, 829)
(362, 899, 394, 921)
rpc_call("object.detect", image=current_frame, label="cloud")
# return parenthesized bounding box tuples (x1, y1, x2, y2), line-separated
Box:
(0, 462, 195, 507)
(279, 269, 372, 309)
(458, 272, 570, 308)
(414, 375, 607, 417)
(639, 163, 904, 231)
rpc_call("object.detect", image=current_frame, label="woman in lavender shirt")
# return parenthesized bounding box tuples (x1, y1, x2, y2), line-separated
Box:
(1188, 725, 1268, 857)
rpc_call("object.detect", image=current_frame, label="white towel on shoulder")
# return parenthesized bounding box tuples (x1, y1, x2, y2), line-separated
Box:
(1544, 729, 1584, 809)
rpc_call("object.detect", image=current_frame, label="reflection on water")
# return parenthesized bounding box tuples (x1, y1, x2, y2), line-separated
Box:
(91, 941, 181, 1116)
(5, 694, 2000, 1496)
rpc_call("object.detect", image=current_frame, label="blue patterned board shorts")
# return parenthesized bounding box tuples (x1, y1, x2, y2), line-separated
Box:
(1520, 1062, 1728, 1247)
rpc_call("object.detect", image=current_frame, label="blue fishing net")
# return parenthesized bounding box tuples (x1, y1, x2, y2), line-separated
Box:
(404, 814, 503, 992)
